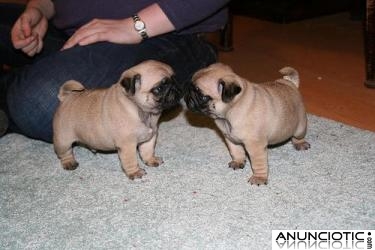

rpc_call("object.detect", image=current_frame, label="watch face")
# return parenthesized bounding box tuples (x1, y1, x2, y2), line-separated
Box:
(134, 20, 145, 30)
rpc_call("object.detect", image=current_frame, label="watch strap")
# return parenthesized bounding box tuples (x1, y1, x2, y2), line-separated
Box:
(132, 14, 149, 40)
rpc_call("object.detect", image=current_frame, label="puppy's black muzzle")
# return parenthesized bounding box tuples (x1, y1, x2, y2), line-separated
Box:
(184, 83, 211, 114)
(154, 76, 182, 110)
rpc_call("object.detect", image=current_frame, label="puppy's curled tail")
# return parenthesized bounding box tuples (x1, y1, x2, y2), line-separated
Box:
(58, 80, 86, 102)
(279, 67, 299, 88)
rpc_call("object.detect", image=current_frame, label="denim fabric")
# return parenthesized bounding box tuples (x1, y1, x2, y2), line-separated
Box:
(0, 11, 217, 142)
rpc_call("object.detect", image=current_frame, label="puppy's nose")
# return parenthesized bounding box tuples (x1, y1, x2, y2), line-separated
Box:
(159, 83, 181, 110)
(184, 93, 200, 112)
(165, 87, 179, 104)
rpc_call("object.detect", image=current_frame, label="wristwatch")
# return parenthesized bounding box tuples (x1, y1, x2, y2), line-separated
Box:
(132, 14, 148, 41)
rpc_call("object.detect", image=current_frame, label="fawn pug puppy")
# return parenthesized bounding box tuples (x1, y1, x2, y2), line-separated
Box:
(185, 63, 310, 185)
(53, 60, 181, 180)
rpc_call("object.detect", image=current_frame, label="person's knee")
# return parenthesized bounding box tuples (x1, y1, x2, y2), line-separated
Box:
(7, 74, 59, 142)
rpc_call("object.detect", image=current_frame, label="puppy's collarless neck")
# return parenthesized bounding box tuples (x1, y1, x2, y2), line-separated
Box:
(216, 117, 232, 133)
(138, 109, 159, 128)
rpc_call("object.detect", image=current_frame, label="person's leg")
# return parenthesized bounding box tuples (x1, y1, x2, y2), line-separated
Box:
(6, 33, 217, 142)
(138, 34, 218, 92)
(0, 109, 8, 136)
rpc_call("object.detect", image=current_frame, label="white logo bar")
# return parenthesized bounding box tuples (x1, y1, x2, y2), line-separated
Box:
(272, 230, 374, 250)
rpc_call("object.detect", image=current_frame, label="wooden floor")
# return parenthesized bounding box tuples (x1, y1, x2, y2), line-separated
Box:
(218, 13, 375, 132)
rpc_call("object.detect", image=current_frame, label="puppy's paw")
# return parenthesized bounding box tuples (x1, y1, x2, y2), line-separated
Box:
(248, 175, 268, 186)
(145, 156, 164, 167)
(128, 168, 146, 180)
(61, 160, 79, 170)
(228, 160, 245, 170)
(293, 141, 311, 151)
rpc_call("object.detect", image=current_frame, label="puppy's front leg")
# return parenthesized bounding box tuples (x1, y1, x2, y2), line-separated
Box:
(117, 141, 145, 180)
(224, 137, 246, 170)
(138, 133, 164, 167)
(244, 140, 269, 185)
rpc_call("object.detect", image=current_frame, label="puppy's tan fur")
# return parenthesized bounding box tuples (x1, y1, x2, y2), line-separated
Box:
(188, 63, 310, 185)
(53, 60, 177, 180)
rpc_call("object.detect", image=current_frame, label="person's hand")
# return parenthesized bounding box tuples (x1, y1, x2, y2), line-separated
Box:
(62, 18, 140, 50)
(11, 7, 48, 57)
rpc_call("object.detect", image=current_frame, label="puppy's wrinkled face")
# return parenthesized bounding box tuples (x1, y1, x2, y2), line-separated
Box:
(184, 63, 242, 118)
(120, 60, 181, 113)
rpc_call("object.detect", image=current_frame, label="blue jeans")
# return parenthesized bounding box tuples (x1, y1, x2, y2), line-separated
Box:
(0, 4, 217, 142)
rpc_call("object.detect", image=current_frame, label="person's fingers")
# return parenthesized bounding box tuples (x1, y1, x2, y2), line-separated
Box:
(22, 35, 39, 56)
(62, 29, 100, 49)
(12, 34, 36, 50)
(77, 32, 108, 46)
(20, 15, 32, 38)
(61, 36, 79, 50)
(23, 43, 38, 56)
(36, 37, 44, 54)
(24, 33, 44, 56)
(62, 20, 114, 50)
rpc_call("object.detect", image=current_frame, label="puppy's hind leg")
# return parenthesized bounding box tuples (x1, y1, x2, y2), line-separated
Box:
(53, 137, 79, 170)
(292, 118, 310, 151)
(292, 137, 310, 151)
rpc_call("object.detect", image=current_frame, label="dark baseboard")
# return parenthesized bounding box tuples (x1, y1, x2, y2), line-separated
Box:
(229, 0, 359, 23)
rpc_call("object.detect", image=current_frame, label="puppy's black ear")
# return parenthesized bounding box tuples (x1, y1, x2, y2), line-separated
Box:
(218, 79, 241, 103)
(120, 74, 141, 95)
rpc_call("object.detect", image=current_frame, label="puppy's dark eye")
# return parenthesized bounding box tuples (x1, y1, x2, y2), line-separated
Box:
(191, 86, 211, 103)
(202, 95, 210, 102)
(152, 78, 171, 95)
(152, 85, 163, 95)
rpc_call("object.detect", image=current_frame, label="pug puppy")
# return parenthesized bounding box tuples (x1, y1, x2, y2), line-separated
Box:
(53, 60, 181, 180)
(185, 63, 310, 185)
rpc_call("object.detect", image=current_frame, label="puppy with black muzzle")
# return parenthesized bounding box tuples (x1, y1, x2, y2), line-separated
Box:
(53, 60, 181, 180)
(185, 63, 310, 185)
